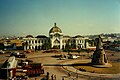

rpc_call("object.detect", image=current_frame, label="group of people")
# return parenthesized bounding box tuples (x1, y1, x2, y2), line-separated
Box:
(45, 72, 56, 80)
(43, 71, 78, 80)
(51, 74, 56, 80)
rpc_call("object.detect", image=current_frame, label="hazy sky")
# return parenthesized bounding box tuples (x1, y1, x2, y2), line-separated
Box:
(0, 0, 120, 37)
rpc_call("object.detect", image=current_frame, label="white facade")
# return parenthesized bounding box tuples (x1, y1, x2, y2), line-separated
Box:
(49, 23, 86, 49)
(49, 32, 63, 49)
(23, 37, 48, 50)
(23, 23, 87, 50)
(49, 23, 63, 49)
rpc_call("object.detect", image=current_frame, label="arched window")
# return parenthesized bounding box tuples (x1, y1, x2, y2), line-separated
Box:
(35, 40, 37, 43)
(38, 40, 40, 43)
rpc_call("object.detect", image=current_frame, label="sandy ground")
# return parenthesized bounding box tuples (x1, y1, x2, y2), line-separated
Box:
(0, 50, 120, 80)
(25, 51, 87, 80)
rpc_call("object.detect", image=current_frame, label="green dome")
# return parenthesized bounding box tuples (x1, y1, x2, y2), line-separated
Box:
(49, 23, 62, 33)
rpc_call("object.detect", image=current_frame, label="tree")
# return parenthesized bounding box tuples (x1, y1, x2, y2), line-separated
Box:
(0, 43, 4, 50)
(65, 40, 71, 54)
(42, 39, 51, 50)
(71, 39, 76, 49)
(87, 39, 95, 46)
(42, 42, 51, 50)
(77, 44, 81, 56)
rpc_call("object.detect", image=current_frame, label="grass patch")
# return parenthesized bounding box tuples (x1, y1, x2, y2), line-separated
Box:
(73, 62, 120, 74)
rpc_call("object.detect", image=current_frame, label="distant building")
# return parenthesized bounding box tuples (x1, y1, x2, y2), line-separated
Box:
(23, 23, 87, 50)
(0, 39, 23, 50)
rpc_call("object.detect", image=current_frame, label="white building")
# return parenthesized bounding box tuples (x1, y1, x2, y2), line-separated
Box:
(23, 35, 49, 50)
(23, 23, 87, 50)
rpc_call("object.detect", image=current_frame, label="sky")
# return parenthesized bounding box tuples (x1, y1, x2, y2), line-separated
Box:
(0, 0, 120, 37)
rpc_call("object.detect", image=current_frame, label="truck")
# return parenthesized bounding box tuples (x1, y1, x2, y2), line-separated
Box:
(26, 63, 44, 77)
(19, 60, 44, 77)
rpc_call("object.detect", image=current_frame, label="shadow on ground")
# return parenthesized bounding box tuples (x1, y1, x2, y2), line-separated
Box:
(43, 63, 91, 66)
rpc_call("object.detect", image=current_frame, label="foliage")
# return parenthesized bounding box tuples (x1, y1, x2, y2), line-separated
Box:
(65, 40, 71, 54)
(0, 43, 4, 50)
(42, 42, 51, 50)
(52, 46, 59, 49)
(86, 39, 96, 46)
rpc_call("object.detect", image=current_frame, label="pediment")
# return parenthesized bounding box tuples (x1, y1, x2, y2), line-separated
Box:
(54, 39, 60, 43)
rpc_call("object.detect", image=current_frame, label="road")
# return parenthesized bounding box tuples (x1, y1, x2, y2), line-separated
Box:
(27, 52, 87, 80)
(26, 51, 120, 80)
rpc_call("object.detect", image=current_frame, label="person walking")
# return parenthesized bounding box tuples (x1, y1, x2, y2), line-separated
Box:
(68, 72, 71, 77)
(62, 77, 64, 80)
(54, 75, 56, 80)
(76, 73, 78, 78)
(46, 72, 49, 80)
(51, 74, 54, 80)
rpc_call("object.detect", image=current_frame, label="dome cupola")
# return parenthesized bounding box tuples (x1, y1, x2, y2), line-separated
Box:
(49, 23, 62, 34)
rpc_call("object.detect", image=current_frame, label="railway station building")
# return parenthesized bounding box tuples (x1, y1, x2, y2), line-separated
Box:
(23, 23, 87, 50)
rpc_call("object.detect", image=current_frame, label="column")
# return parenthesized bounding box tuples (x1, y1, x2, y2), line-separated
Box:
(31, 40, 32, 44)
(51, 39, 54, 48)
(24, 46, 26, 50)
(27, 46, 29, 50)
(60, 39, 62, 49)
(34, 40, 35, 44)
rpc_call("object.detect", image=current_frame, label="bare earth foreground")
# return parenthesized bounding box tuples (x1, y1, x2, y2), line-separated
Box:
(0, 50, 120, 80)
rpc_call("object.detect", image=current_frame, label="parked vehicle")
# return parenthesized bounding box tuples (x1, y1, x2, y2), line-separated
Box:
(0, 50, 5, 54)
(25, 63, 44, 77)
(0, 56, 17, 79)
(20, 60, 44, 77)
(68, 54, 80, 59)
(16, 75, 29, 80)
(10, 51, 27, 58)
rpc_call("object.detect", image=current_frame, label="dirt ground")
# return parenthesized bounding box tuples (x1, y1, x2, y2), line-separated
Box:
(0, 50, 120, 80)
(73, 50, 120, 74)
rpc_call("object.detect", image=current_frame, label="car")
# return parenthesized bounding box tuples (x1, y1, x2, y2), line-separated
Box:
(59, 57, 66, 60)
(68, 54, 80, 59)
(0, 50, 5, 54)
(10, 52, 27, 58)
